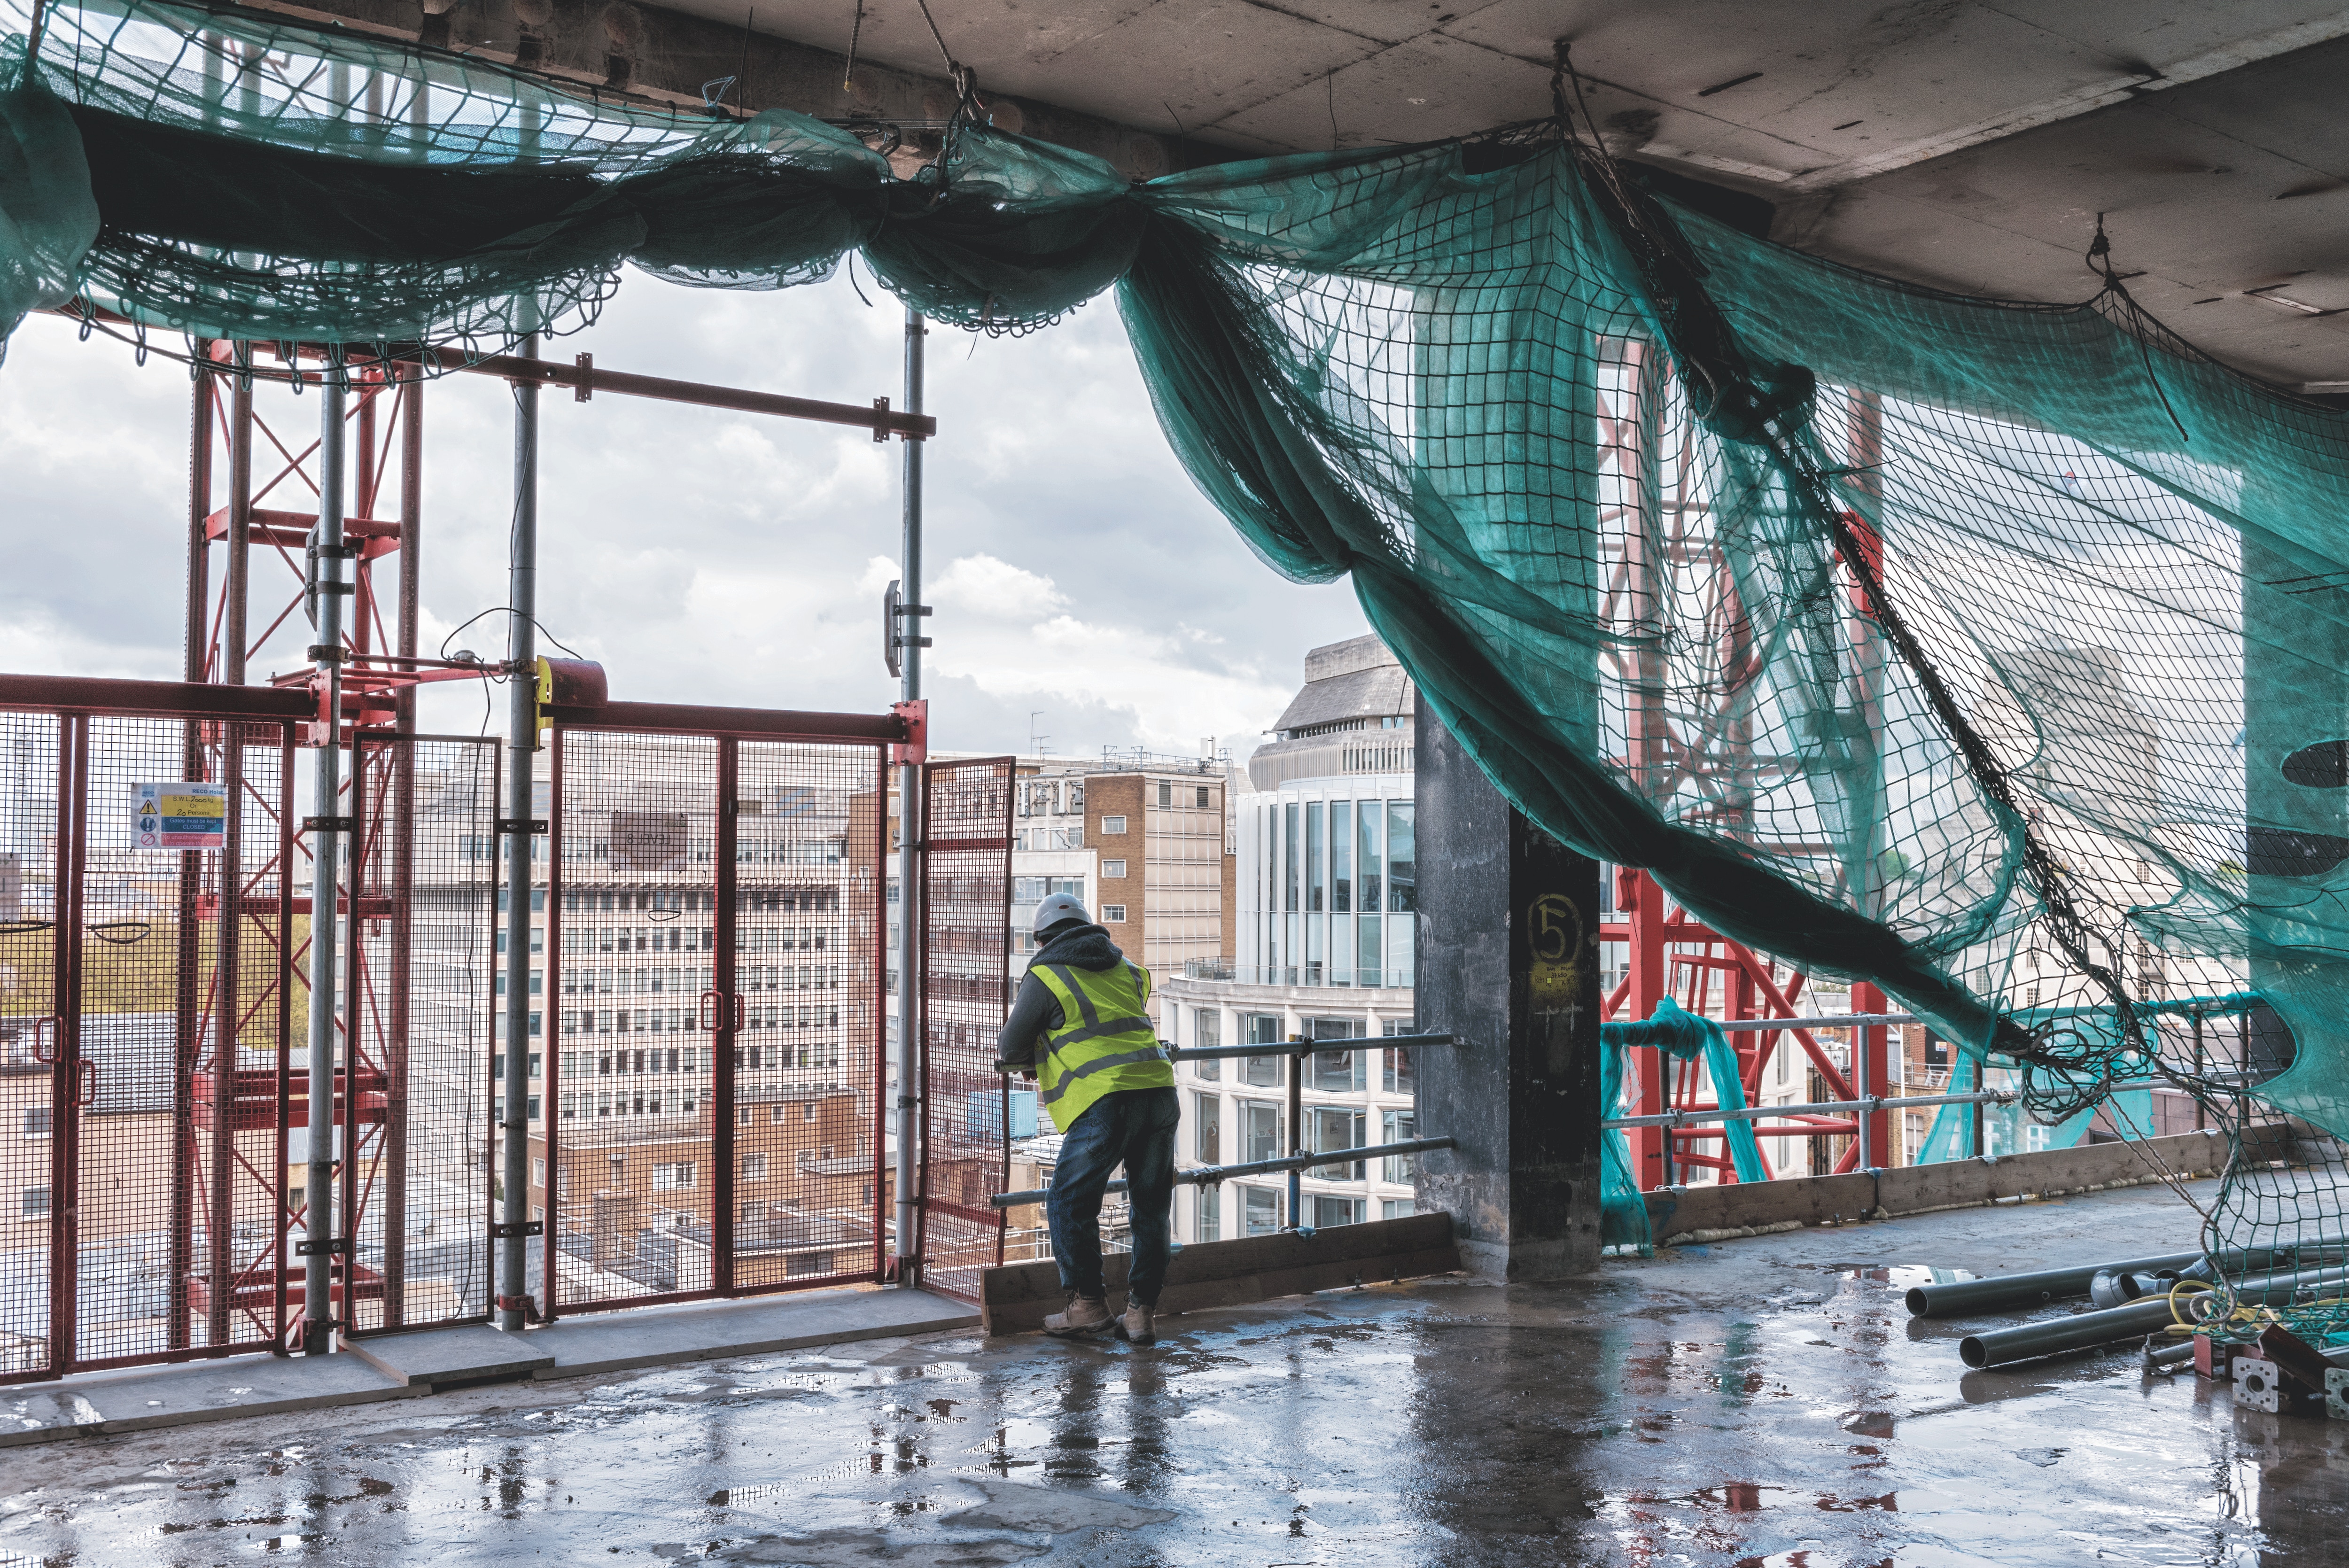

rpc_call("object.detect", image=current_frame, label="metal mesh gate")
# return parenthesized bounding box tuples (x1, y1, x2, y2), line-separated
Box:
(542, 721, 889, 1316)
(916, 757, 1015, 1304)
(0, 687, 498, 1382)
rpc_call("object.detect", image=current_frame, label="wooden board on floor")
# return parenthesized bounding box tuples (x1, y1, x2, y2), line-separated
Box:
(978, 1211, 1460, 1335)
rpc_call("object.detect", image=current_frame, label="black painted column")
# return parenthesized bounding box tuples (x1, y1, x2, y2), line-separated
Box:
(1412, 702, 1604, 1280)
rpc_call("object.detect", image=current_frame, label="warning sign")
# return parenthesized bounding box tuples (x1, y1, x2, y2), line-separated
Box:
(132, 783, 227, 851)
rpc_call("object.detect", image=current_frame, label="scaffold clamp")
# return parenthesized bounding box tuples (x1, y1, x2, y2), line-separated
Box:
(490, 1219, 544, 1239)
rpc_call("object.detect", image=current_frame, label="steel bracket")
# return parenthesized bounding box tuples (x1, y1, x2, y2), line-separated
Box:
(295, 1236, 352, 1257)
(300, 814, 356, 834)
(490, 1219, 545, 1239)
(495, 817, 548, 836)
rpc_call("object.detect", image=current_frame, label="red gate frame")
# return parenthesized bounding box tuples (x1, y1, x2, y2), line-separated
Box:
(539, 699, 908, 1318)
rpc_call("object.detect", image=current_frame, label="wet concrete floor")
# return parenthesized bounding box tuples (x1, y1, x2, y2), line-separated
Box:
(4, 1177, 2343, 1566)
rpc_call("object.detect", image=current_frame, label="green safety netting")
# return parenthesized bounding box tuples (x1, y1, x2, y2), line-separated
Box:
(7, 1, 2349, 1325)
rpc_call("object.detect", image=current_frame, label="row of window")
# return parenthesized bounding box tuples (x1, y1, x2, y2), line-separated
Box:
(501, 887, 841, 916)
(556, 1086, 840, 1119)
(470, 836, 852, 865)
(1193, 1188, 1415, 1241)
(559, 964, 839, 996)
(555, 1005, 843, 1034)
(1187, 1093, 1417, 1180)
(1274, 799, 1416, 916)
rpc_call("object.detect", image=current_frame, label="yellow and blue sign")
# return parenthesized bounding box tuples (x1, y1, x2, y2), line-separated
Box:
(133, 782, 227, 851)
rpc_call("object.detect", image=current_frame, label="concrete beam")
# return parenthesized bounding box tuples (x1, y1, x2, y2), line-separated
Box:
(237, 0, 1181, 178)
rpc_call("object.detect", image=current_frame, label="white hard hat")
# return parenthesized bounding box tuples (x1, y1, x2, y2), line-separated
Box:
(1033, 891, 1091, 934)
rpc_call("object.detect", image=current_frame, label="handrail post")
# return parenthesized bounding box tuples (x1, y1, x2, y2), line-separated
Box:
(1286, 1033, 1305, 1230)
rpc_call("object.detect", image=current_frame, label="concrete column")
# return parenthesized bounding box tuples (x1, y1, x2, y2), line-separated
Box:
(1411, 704, 1604, 1281)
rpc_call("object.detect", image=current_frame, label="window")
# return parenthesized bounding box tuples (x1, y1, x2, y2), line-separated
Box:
(1312, 1195, 1363, 1229)
(1243, 1102, 1283, 1164)
(1383, 1108, 1417, 1181)
(743, 1153, 768, 1180)
(1192, 1008, 1220, 1080)
(1384, 1046, 1415, 1095)
(1102, 815, 1127, 835)
(532, 1157, 546, 1187)
(1311, 1048, 1364, 1093)
(1193, 1091, 1221, 1164)
(1307, 801, 1325, 913)
(1102, 859, 1128, 879)
(1382, 1198, 1417, 1221)
(1240, 1012, 1284, 1087)
(1331, 801, 1353, 913)
(1196, 786, 1210, 808)
(1102, 904, 1127, 924)
(651, 1162, 695, 1191)
(1310, 1107, 1365, 1179)
(22, 1106, 49, 1136)
(1244, 1186, 1283, 1235)
(805, 1101, 820, 1121)
(1195, 1186, 1221, 1242)
(20, 1186, 47, 1217)
(786, 1250, 835, 1277)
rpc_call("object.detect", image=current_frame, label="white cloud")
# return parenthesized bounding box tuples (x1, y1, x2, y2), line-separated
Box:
(0, 269, 1373, 758)
(930, 554, 1068, 619)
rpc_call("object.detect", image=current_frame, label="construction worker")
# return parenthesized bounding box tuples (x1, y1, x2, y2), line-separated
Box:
(997, 890, 1178, 1345)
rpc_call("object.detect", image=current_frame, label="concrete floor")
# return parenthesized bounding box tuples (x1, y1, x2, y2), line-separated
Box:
(2, 1176, 2340, 1566)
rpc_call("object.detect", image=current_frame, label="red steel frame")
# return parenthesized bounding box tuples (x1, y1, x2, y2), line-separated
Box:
(540, 701, 903, 1319)
(1595, 354, 1893, 1189)
(187, 344, 429, 1344)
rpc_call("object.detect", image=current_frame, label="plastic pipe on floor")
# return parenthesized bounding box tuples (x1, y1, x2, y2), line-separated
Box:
(1908, 1235, 2349, 1317)
(1907, 1251, 2204, 1318)
(1961, 1261, 2349, 1368)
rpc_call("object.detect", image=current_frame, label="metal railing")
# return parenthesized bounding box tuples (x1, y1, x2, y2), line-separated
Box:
(988, 1138, 1459, 1208)
(991, 1032, 1458, 1227)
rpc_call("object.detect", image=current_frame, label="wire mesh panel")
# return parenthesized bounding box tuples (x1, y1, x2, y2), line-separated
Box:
(346, 734, 497, 1334)
(185, 721, 299, 1360)
(61, 715, 218, 1367)
(724, 739, 888, 1294)
(0, 709, 65, 1382)
(544, 729, 723, 1314)
(918, 758, 1014, 1304)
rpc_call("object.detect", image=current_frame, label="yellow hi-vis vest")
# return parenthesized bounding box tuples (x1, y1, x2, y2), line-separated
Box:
(1031, 959, 1172, 1133)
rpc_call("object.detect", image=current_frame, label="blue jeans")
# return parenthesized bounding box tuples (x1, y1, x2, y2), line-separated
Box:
(1047, 1086, 1180, 1307)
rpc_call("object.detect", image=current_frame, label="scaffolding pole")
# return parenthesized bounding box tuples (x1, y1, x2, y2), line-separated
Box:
(302, 366, 348, 1356)
(894, 307, 926, 1284)
(497, 330, 541, 1333)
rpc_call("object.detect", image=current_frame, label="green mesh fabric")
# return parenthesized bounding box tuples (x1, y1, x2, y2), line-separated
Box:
(6, 1, 2348, 1320)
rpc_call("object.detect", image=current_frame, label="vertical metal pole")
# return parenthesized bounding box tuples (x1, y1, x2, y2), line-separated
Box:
(1286, 1035, 1303, 1228)
(499, 336, 540, 1332)
(384, 374, 421, 1326)
(303, 366, 348, 1356)
(893, 308, 926, 1282)
(1855, 1023, 1872, 1171)
(225, 369, 253, 685)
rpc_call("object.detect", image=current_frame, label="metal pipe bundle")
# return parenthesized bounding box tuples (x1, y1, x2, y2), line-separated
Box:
(1960, 1260, 2349, 1368)
(1908, 1234, 2349, 1317)
(1906, 1251, 2203, 1318)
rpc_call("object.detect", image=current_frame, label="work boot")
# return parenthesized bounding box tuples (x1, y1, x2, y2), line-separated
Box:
(1042, 1295, 1113, 1337)
(1116, 1302, 1156, 1347)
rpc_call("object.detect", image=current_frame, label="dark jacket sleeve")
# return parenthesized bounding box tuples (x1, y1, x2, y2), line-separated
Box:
(996, 972, 1063, 1067)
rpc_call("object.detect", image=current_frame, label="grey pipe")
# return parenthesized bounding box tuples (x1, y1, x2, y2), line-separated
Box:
(1907, 1236, 2349, 1317)
(1907, 1251, 2203, 1319)
(1961, 1260, 2349, 1368)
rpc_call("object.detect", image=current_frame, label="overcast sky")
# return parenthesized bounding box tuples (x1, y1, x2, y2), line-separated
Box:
(0, 270, 1370, 760)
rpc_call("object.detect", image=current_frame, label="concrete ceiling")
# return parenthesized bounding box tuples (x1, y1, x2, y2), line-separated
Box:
(291, 0, 2349, 385)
